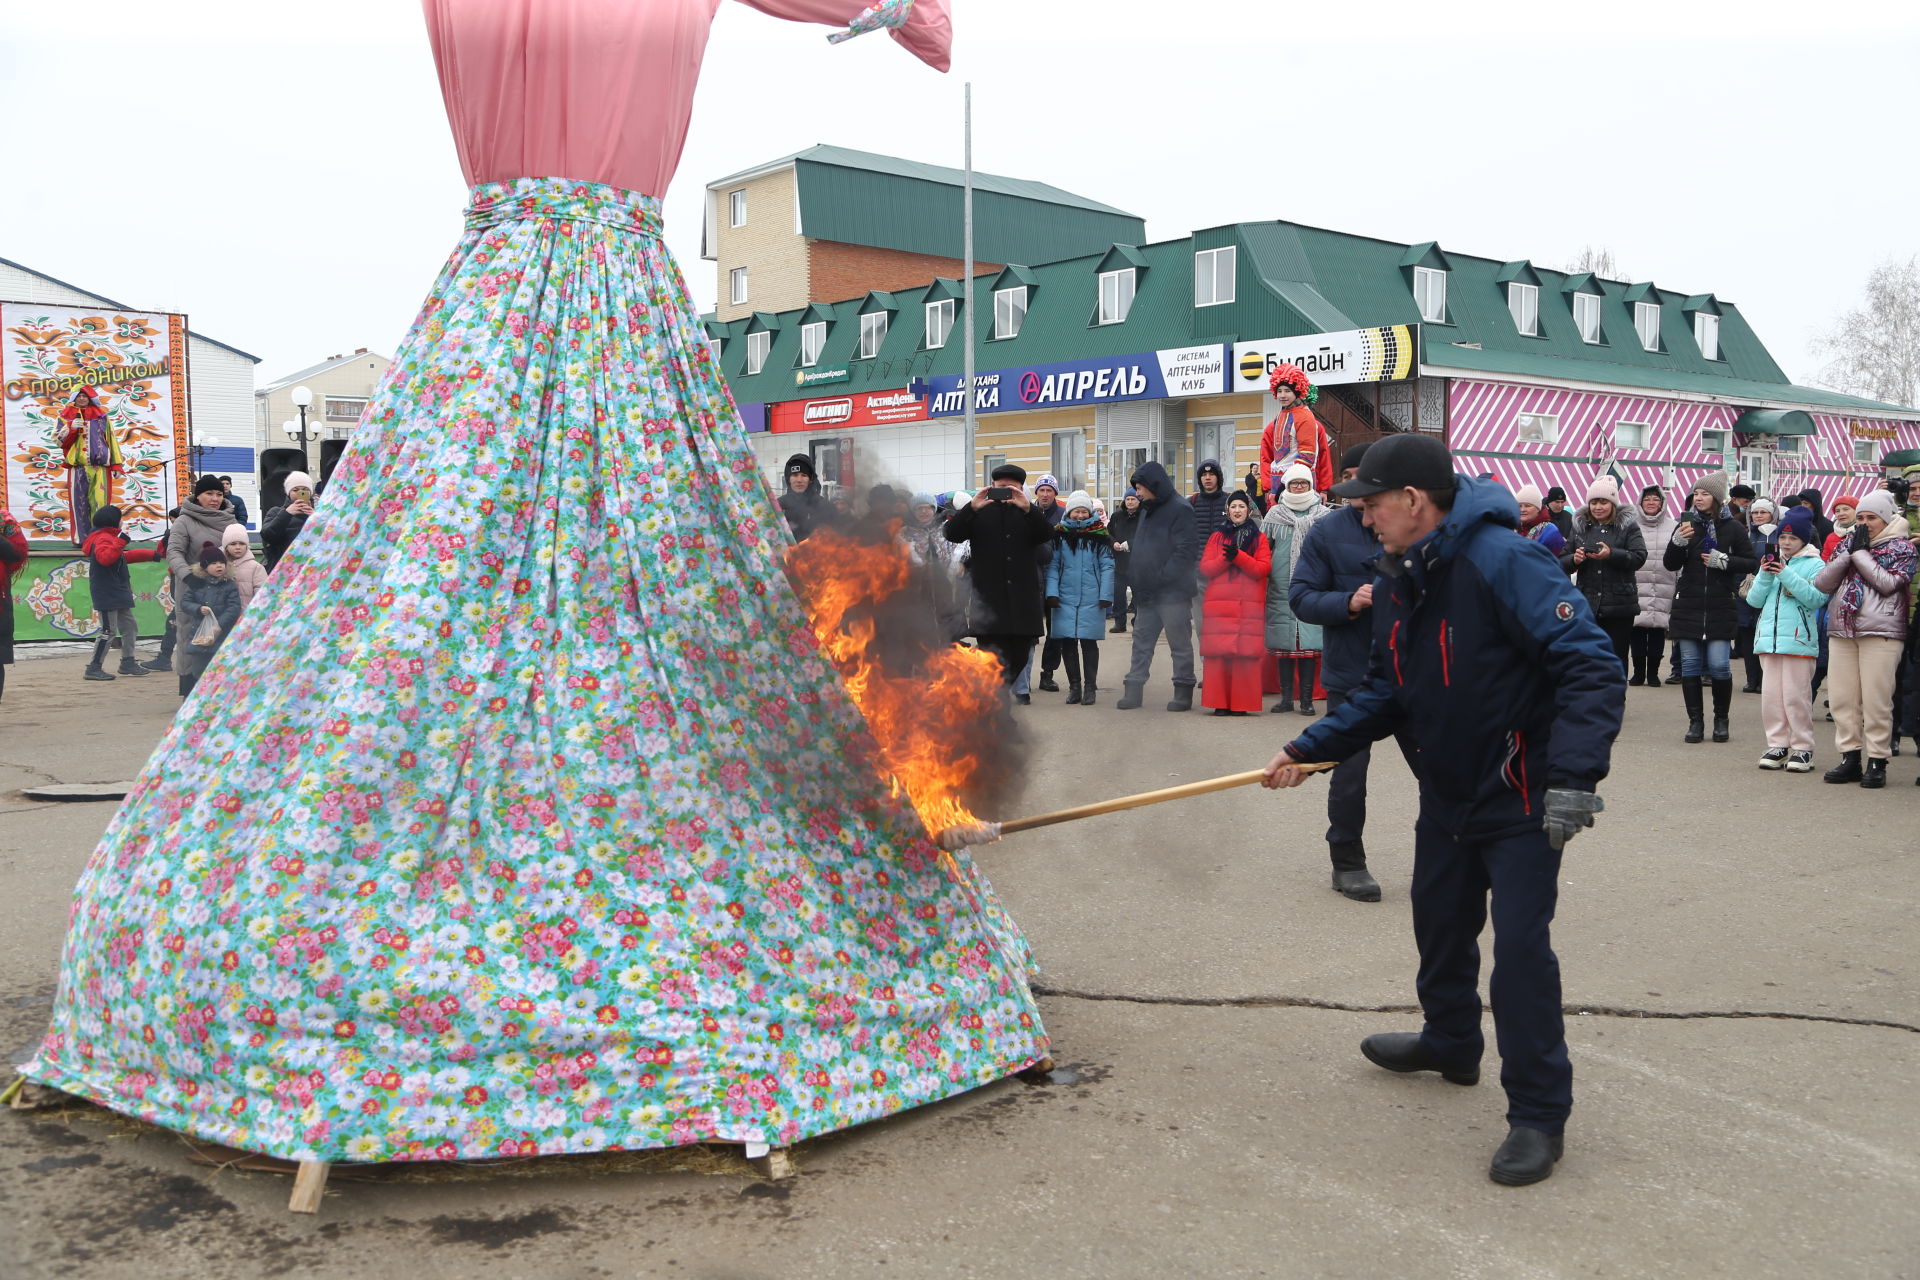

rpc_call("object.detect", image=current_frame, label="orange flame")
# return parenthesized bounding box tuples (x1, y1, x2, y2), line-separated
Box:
(786, 528, 1005, 839)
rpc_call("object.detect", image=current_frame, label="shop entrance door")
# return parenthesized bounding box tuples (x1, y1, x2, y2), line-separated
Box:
(1737, 448, 1772, 496)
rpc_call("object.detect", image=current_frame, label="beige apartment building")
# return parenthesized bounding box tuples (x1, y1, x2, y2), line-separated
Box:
(254, 348, 390, 495)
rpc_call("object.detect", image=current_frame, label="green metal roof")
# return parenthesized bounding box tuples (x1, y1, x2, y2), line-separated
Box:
(710, 145, 1138, 215)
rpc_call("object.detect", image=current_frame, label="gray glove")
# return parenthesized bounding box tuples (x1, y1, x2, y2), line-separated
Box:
(1542, 788, 1604, 850)
(1703, 549, 1729, 571)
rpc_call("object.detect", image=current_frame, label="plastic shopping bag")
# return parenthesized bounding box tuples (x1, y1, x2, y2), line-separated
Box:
(191, 612, 221, 647)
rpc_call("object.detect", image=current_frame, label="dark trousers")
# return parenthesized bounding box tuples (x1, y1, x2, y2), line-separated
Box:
(1595, 615, 1631, 675)
(1323, 689, 1419, 858)
(978, 635, 1037, 686)
(1039, 634, 1064, 677)
(1412, 823, 1572, 1134)
(1058, 638, 1100, 689)
(1628, 626, 1666, 678)
(154, 609, 178, 664)
(1109, 563, 1132, 618)
(1276, 655, 1318, 705)
(1736, 622, 1762, 688)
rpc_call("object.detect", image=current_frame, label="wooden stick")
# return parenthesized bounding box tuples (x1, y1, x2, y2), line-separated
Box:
(998, 763, 1336, 837)
(288, 1160, 330, 1214)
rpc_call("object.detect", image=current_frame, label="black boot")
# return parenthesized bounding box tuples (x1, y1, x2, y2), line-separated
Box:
(1861, 758, 1888, 789)
(1646, 669, 1663, 688)
(1167, 683, 1193, 712)
(1329, 841, 1381, 902)
(1116, 683, 1144, 711)
(1064, 684, 1083, 705)
(1082, 684, 1097, 706)
(1489, 1126, 1565, 1187)
(1628, 652, 1646, 687)
(83, 637, 115, 682)
(1823, 750, 1863, 784)
(1299, 696, 1315, 716)
(1682, 677, 1705, 743)
(1038, 673, 1060, 693)
(1359, 1032, 1479, 1085)
(143, 617, 177, 672)
(1110, 618, 1126, 634)
(1270, 698, 1294, 714)
(1710, 679, 1733, 742)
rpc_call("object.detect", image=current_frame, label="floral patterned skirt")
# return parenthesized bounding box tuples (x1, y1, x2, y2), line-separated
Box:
(25, 178, 1049, 1163)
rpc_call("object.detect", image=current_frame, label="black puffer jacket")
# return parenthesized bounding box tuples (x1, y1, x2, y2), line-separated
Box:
(1662, 507, 1757, 641)
(1107, 502, 1141, 582)
(1558, 509, 1648, 619)
(776, 453, 836, 542)
(1126, 461, 1198, 602)
(1190, 460, 1229, 551)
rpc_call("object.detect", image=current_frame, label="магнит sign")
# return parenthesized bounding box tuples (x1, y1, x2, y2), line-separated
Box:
(768, 388, 929, 433)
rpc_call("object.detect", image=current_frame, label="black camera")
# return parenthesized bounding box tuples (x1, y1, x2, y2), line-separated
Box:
(986, 486, 1014, 501)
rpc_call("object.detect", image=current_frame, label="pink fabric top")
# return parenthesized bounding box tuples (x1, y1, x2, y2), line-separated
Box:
(422, 0, 952, 198)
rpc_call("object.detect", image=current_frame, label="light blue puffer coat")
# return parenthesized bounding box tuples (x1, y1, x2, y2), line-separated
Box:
(1743, 544, 1827, 658)
(1045, 525, 1116, 641)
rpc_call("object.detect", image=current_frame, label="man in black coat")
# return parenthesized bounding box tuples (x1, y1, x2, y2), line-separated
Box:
(1117, 460, 1198, 711)
(1289, 443, 1418, 902)
(777, 454, 837, 542)
(944, 463, 1053, 700)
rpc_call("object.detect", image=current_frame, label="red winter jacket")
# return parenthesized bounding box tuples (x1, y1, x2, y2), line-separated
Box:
(1199, 527, 1272, 658)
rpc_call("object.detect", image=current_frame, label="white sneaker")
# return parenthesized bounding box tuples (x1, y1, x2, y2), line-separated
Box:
(1785, 750, 1814, 773)
(1757, 748, 1789, 770)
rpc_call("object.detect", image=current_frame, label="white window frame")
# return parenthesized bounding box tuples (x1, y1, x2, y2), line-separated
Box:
(993, 286, 1027, 340)
(1776, 434, 1803, 455)
(1613, 420, 1650, 451)
(323, 396, 368, 422)
(1701, 428, 1730, 458)
(745, 330, 770, 376)
(1573, 292, 1602, 344)
(1050, 430, 1086, 494)
(1507, 282, 1539, 336)
(729, 266, 748, 305)
(799, 321, 826, 368)
(1855, 439, 1877, 463)
(924, 298, 954, 349)
(1194, 246, 1236, 307)
(1695, 312, 1720, 361)
(1515, 411, 1560, 444)
(1413, 266, 1447, 323)
(858, 311, 888, 359)
(1635, 301, 1661, 351)
(1098, 268, 1136, 325)
(729, 188, 747, 228)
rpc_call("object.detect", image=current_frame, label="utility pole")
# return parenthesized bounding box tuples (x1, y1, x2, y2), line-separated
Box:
(961, 81, 976, 489)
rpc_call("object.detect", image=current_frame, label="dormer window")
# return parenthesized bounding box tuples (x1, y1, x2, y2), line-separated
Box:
(1098, 268, 1135, 325)
(858, 311, 887, 359)
(1573, 292, 1602, 344)
(1508, 282, 1539, 336)
(1414, 267, 1447, 323)
(994, 286, 1027, 339)
(1694, 312, 1720, 361)
(799, 321, 826, 367)
(925, 298, 954, 349)
(745, 329, 769, 375)
(1194, 247, 1235, 307)
(1635, 302, 1661, 352)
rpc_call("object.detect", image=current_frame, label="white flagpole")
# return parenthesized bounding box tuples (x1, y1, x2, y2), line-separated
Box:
(962, 81, 976, 489)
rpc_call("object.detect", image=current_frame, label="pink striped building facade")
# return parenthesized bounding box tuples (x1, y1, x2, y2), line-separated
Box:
(1444, 377, 1920, 507)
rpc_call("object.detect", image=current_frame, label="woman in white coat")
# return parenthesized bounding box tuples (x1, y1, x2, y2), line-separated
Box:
(1629, 484, 1678, 686)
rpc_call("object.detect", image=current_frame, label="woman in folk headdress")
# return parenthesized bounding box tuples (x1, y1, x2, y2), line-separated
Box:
(1258, 363, 1333, 501)
(56, 384, 125, 543)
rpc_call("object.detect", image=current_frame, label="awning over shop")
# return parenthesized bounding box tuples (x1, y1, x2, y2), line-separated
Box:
(1881, 448, 1920, 468)
(1733, 408, 1816, 436)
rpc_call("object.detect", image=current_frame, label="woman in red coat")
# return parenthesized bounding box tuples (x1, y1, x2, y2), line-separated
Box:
(1199, 492, 1272, 715)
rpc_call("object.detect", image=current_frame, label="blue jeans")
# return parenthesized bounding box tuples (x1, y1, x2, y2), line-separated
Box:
(1674, 637, 1732, 681)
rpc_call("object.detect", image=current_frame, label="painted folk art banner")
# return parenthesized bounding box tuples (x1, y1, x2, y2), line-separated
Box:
(2, 303, 192, 544)
(13, 553, 173, 641)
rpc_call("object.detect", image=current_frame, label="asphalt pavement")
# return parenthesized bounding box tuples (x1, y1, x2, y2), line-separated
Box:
(1, 643, 1914, 1279)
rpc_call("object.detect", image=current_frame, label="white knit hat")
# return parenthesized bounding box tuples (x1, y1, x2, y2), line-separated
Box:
(1514, 483, 1544, 507)
(1856, 490, 1899, 523)
(1281, 462, 1314, 488)
(283, 471, 314, 493)
(1063, 488, 1095, 515)
(1586, 476, 1620, 505)
(221, 523, 250, 546)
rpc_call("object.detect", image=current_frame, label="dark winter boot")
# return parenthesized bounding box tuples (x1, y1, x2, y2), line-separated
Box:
(1110, 618, 1126, 634)
(143, 618, 177, 672)
(1329, 842, 1381, 902)
(1038, 673, 1060, 693)
(1116, 683, 1145, 711)
(1270, 698, 1294, 714)
(1299, 696, 1316, 716)
(1682, 677, 1705, 743)
(1710, 678, 1733, 742)
(1646, 669, 1663, 688)
(83, 637, 115, 682)
(1082, 684, 1097, 706)
(1064, 684, 1083, 706)
(117, 648, 150, 676)
(1167, 684, 1194, 712)
(1823, 750, 1863, 784)
(1861, 758, 1888, 789)
(1629, 655, 1646, 687)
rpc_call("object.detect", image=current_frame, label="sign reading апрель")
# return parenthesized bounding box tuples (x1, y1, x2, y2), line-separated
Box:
(922, 345, 1227, 416)
(1233, 325, 1419, 392)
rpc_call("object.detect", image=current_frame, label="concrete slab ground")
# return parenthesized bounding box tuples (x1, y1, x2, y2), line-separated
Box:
(1, 647, 1915, 1278)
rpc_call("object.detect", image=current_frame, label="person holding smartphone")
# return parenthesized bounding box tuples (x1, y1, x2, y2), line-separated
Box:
(944, 464, 1053, 699)
(1557, 478, 1646, 677)
(261, 470, 318, 573)
(1664, 472, 1757, 744)
(1744, 505, 1827, 772)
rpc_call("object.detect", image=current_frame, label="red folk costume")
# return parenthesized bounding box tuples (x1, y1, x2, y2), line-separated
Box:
(1198, 517, 1272, 712)
(57, 385, 124, 543)
(1258, 364, 1334, 498)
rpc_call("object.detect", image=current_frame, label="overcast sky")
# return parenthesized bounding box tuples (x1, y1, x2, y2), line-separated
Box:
(5, 0, 1915, 390)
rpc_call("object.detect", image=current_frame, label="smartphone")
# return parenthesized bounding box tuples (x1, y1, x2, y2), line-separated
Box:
(986, 486, 1014, 501)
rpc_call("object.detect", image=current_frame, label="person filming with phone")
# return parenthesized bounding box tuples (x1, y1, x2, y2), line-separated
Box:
(1557, 478, 1646, 676)
(944, 464, 1054, 695)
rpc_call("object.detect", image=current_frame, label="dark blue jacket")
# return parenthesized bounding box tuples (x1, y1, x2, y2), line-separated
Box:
(1125, 461, 1198, 601)
(1289, 503, 1380, 695)
(1288, 476, 1625, 841)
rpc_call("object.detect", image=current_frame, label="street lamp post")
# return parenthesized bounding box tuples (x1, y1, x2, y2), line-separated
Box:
(187, 431, 214, 480)
(284, 385, 320, 474)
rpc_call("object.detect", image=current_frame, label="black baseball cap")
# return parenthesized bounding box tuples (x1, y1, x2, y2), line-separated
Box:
(1330, 433, 1457, 498)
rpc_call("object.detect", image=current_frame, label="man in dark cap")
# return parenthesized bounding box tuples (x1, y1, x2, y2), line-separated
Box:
(1542, 486, 1573, 540)
(1728, 483, 1757, 526)
(1286, 441, 1417, 902)
(1263, 433, 1625, 1187)
(944, 464, 1054, 701)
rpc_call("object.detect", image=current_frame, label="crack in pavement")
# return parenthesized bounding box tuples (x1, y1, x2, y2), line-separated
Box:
(1031, 983, 1920, 1034)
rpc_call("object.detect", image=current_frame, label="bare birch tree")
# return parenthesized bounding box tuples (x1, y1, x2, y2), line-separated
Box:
(1814, 256, 1920, 407)
(1564, 246, 1624, 279)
